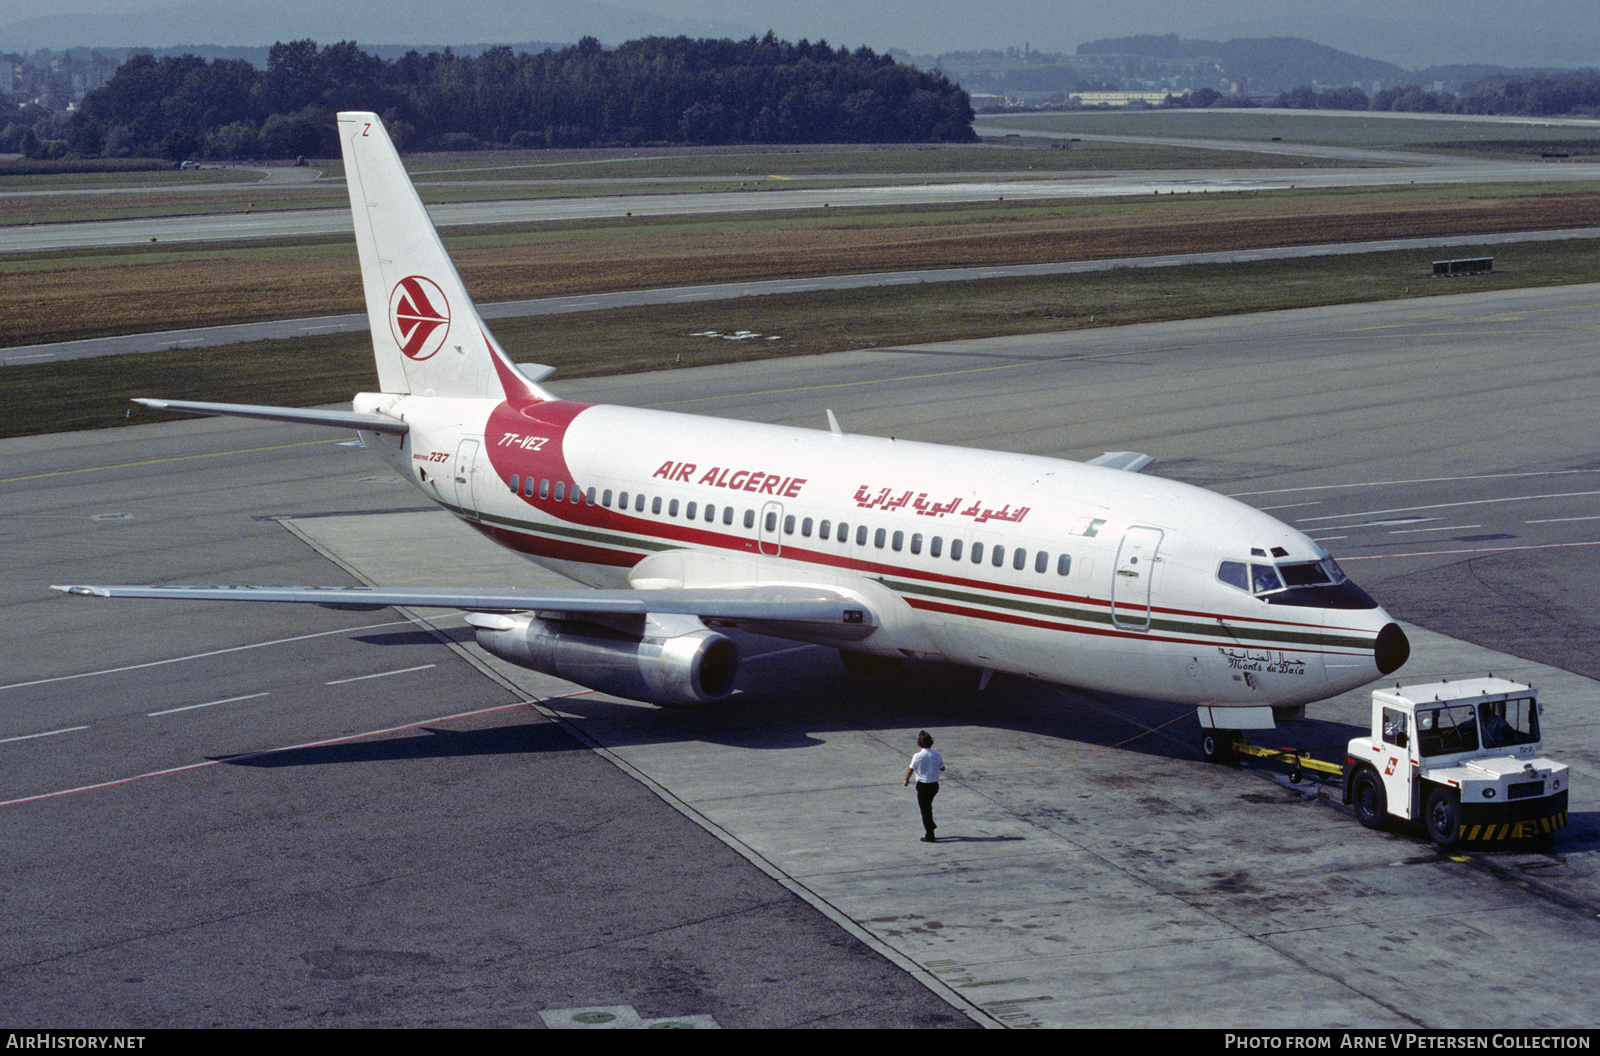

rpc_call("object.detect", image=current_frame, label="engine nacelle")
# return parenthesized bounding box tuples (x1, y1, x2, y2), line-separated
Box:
(465, 612, 739, 704)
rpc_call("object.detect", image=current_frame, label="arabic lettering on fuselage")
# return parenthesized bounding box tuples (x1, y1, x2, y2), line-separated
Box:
(652, 461, 807, 498)
(1221, 648, 1307, 676)
(853, 485, 1031, 525)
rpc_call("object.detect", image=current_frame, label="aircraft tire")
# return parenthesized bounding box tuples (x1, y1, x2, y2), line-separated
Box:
(1200, 729, 1238, 767)
(1424, 785, 1462, 848)
(1351, 768, 1387, 830)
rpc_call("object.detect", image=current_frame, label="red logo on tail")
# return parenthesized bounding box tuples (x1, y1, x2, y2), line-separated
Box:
(389, 276, 450, 360)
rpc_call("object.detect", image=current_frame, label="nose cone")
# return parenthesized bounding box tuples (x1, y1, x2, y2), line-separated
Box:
(1375, 622, 1410, 676)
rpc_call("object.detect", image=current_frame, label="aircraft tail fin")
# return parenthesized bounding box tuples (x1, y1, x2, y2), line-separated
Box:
(337, 111, 552, 405)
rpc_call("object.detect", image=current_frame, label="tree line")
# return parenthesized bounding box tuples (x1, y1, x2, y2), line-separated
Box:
(1260, 70, 1600, 115)
(53, 34, 975, 161)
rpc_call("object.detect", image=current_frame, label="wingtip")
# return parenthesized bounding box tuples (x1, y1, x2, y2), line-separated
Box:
(51, 584, 109, 597)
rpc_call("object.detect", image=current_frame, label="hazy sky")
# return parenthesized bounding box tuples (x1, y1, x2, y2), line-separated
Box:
(3, 0, 1596, 68)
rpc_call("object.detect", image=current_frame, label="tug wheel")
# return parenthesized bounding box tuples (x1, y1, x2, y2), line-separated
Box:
(1424, 786, 1462, 848)
(1200, 729, 1238, 767)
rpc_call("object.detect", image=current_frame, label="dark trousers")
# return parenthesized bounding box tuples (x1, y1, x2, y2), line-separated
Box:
(916, 781, 939, 835)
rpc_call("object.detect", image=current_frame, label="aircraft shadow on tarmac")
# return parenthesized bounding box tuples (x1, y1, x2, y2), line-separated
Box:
(214, 624, 1600, 855)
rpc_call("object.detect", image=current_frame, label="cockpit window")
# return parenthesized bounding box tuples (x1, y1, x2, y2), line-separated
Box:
(1217, 561, 1249, 592)
(1279, 558, 1347, 588)
(1219, 555, 1349, 597)
(1250, 564, 1282, 594)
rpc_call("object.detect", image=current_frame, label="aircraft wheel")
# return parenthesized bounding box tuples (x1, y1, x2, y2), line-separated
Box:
(1351, 768, 1387, 830)
(1424, 786, 1462, 848)
(838, 649, 904, 676)
(1200, 729, 1238, 767)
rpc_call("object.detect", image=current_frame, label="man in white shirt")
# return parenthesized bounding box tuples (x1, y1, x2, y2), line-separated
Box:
(903, 731, 946, 842)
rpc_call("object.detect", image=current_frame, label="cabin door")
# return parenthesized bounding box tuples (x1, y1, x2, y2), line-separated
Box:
(453, 438, 481, 519)
(757, 501, 784, 556)
(1111, 526, 1163, 630)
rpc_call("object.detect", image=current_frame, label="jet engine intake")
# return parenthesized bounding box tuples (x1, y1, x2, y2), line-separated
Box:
(465, 611, 739, 704)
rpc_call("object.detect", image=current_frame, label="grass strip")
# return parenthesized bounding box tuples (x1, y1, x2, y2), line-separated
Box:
(5, 237, 1597, 438)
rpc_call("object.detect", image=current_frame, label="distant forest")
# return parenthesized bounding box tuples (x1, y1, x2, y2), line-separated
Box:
(1263, 71, 1600, 116)
(54, 35, 976, 161)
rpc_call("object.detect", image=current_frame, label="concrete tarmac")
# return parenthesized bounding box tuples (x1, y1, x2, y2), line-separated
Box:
(5, 285, 1600, 1028)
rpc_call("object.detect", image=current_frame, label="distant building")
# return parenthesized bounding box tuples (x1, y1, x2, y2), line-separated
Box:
(1069, 91, 1173, 106)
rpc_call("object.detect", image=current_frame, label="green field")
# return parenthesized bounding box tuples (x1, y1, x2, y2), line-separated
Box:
(6, 236, 1597, 438)
(980, 110, 1600, 157)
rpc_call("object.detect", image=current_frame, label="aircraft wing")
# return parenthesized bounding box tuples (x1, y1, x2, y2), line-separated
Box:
(1086, 451, 1154, 473)
(51, 583, 876, 639)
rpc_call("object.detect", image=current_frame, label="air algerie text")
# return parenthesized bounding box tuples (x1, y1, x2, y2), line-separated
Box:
(652, 461, 806, 498)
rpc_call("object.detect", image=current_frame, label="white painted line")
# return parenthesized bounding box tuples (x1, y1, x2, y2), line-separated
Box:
(149, 692, 269, 716)
(1294, 490, 1600, 523)
(1391, 524, 1481, 534)
(0, 725, 89, 744)
(1343, 539, 1600, 561)
(325, 663, 436, 685)
(743, 644, 819, 663)
(1231, 469, 1600, 498)
(1256, 501, 1321, 511)
(1526, 516, 1600, 523)
(0, 618, 419, 693)
(0, 697, 558, 808)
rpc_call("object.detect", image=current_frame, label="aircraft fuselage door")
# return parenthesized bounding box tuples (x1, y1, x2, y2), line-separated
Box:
(453, 437, 481, 519)
(1112, 525, 1163, 630)
(757, 501, 784, 556)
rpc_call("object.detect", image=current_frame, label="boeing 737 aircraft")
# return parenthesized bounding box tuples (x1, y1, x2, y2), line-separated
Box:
(56, 111, 1409, 737)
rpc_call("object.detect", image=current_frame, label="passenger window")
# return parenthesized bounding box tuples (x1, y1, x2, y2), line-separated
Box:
(509, 474, 519, 493)
(602, 489, 612, 507)
(856, 525, 868, 546)
(837, 522, 849, 543)
(1035, 551, 1048, 574)
(971, 542, 984, 564)
(635, 494, 646, 512)
(930, 536, 943, 558)
(652, 496, 662, 515)
(524, 478, 535, 498)
(540, 479, 550, 500)
(584, 487, 595, 505)
(802, 517, 813, 537)
(686, 501, 697, 520)
(764, 511, 777, 532)
(723, 507, 734, 526)
(669, 499, 680, 517)
(992, 545, 1005, 568)
(619, 490, 629, 509)
(1014, 548, 1027, 571)
(554, 482, 565, 502)
(911, 533, 923, 555)
(950, 539, 963, 561)
(784, 515, 795, 535)
(874, 528, 886, 549)
(744, 509, 755, 529)
(1057, 553, 1071, 576)
(570, 485, 581, 504)
(891, 530, 903, 552)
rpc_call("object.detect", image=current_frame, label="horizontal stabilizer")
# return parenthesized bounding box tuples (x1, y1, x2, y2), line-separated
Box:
(134, 398, 409, 435)
(1086, 451, 1154, 473)
(52, 582, 876, 633)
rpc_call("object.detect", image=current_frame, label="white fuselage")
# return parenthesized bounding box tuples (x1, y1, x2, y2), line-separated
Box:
(357, 391, 1400, 709)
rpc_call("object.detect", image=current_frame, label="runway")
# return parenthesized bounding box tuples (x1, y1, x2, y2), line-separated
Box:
(7, 142, 1598, 255)
(4, 284, 1599, 1027)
